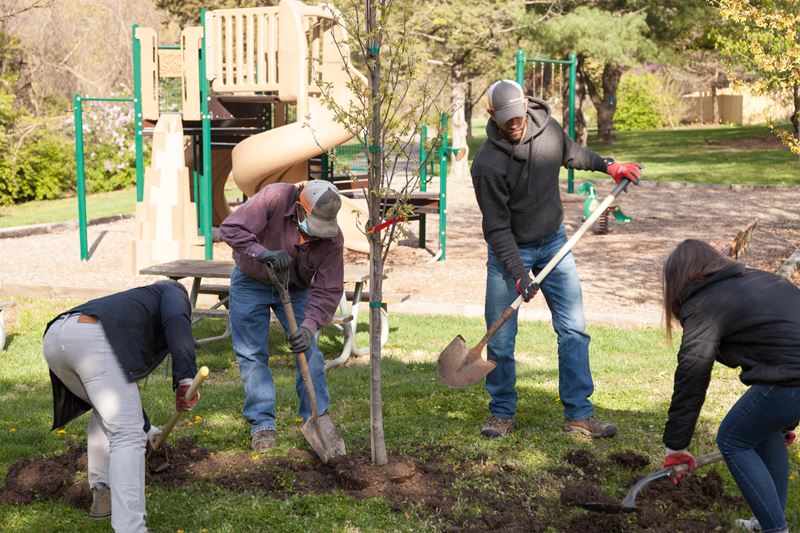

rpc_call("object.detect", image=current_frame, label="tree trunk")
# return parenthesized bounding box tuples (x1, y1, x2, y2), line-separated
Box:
(711, 73, 719, 125)
(570, 69, 588, 146)
(582, 58, 622, 144)
(465, 80, 473, 139)
(450, 62, 468, 180)
(366, 0, 387, 466)
(792, 83, 800, 141)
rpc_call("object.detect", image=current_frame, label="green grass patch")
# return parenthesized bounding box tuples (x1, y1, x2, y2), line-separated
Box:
(1, 298, 798, 531)
(0, 188, 136, 229)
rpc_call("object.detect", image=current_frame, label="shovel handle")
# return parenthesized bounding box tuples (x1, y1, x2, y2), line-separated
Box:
(264, 264, 319, 418)
(669, 450, 724, 476)
(475, 179, 634, 352)
(151, 366, 209, 452)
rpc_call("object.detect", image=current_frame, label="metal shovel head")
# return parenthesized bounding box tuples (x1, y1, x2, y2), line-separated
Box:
(301, 413, 346, 464)
(438, 335, 497, 388)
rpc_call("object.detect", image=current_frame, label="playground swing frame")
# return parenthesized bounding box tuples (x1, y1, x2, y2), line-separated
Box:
(515, 50, 578, 193)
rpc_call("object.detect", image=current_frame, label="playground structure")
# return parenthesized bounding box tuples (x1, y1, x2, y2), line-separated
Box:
(72, 0, 452, 269)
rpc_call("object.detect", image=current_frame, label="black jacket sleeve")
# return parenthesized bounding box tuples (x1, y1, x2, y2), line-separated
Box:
(159, 284, 198, 389)
(471, 167, 526, 280)
(663, 304, 720, 450)
(561, 129, 607, 172)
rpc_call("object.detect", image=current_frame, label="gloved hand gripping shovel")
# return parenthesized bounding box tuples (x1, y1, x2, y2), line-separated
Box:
(264, 264, 346, 463)
(438, 178, 635, 388)
(580, 450, 724, 513)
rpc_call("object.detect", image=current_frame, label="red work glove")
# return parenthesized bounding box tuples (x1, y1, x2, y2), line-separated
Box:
(784, 430, 796, 447)
(605, 159, 642, 185)
(664, 449, 696, 485)
(515, 273, 538, 303)
(175, 378, 199, 412)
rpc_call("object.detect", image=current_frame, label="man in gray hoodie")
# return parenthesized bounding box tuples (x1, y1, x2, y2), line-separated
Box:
(471, 79, 641, 439)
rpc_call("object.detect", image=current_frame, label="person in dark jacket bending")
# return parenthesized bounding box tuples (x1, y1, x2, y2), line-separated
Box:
(470, 79, 642, 439)
(43, 280, 200, 533)
(661, 239, 800, 533)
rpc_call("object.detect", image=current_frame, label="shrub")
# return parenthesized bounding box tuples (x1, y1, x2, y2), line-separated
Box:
(615, 72, 663, 131)
(0, 129, 74, 205)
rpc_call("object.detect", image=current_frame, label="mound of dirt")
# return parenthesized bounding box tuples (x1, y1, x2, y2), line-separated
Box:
(2, 440, 749, 531)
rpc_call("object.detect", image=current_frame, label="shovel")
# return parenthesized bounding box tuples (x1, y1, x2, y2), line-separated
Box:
(580, 450, 724, 513)
(438, 178, 634, 388)
(264, 264, 347, 463)
(147, 366, 209, 471)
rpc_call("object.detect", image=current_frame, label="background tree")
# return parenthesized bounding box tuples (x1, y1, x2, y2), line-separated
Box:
(713, 0, 800, 154)
(540, 7, 654, 143)
(411, 0, 525, 178)
(155, 0, 273, 27)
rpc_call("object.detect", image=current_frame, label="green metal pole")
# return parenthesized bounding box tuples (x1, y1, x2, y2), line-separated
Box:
(132, 24, 144, 202)
(200, 8, 213, 259)
(418, 125, 427, 249)
(567, 52, 577, 194)
(73, 94, 89, 261)
(438, 112, 447, 261)
(515, 49, 525, 87)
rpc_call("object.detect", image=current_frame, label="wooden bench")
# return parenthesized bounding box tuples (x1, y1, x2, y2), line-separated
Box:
(0, 300, 16, 351)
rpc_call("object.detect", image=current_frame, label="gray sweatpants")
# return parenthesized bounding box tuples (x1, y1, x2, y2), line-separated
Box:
(44, 314, 147, 533)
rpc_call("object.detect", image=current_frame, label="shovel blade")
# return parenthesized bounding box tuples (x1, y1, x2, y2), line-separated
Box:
(301, 413, 346, 464)
(438, 335, 497, 388)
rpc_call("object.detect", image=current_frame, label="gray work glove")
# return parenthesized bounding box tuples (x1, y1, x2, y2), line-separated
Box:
(257, 249, 292, 270)
(288, 326, 313, 353)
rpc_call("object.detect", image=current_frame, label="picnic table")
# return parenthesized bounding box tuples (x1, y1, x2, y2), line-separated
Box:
(139, 259, 391, 368)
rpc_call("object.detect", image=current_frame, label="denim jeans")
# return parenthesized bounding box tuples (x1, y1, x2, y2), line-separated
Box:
(484, 224, 594, 420)
(229, 266, 330, 435)
(717, 384, 800, 533)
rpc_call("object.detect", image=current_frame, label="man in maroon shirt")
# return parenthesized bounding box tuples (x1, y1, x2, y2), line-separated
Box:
(220, 180, 344, 452)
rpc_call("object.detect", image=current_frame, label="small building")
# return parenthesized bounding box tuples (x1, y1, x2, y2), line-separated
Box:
(682, 87, 792, 125)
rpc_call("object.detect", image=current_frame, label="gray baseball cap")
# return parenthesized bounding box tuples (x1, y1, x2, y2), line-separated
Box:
(487, 79, 527, 125)
(299, 180, 342, 239)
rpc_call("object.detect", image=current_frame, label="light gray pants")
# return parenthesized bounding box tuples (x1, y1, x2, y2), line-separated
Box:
(44, 314, 147, 533)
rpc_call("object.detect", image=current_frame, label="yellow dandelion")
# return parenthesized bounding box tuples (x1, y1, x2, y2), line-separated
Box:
(194, 415, 202, 423)
(57, 429, 67, 437)
(790, 475, 796, 481)
(9, 427, 16, 432)
(294, 416, 303, 423)
(251, 453, 260, 461)
(177, 530, 185, 533)
(202, 529, 208, 533)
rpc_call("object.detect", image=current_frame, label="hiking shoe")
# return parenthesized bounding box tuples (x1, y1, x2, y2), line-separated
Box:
(563, 415, 617, 438)
(251, 429, 277, 452)
(89, 486, 111, 520)
(735, 517, 762, 532)
(481, 416, 515, 438)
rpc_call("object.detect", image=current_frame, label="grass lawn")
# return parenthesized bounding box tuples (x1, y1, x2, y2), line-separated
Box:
(1, 298, 798, 531)
(466, 122, 800, 186)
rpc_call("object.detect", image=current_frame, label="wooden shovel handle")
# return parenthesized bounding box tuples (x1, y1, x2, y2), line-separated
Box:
(264, 265, 318, 417)
(151, 366, 209, 452)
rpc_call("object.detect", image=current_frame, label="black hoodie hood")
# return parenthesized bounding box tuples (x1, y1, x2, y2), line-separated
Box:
(486, 97, 552, 158)
(683, 263, 746, 302)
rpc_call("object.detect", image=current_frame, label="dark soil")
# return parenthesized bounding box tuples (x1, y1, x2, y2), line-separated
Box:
(0, 440, 748, 531)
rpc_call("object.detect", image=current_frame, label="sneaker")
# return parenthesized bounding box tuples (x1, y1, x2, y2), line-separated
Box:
(563, 415, 617, 438)
(89, 486, 111, 520)
(735, 517, 762, 532)
(481, 416, 515, 438)
(251, 429, 277, 452)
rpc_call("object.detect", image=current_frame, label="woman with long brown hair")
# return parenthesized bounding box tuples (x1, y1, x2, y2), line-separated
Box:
(661, 239, 800, 533)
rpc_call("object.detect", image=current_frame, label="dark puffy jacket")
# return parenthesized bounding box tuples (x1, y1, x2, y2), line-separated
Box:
(663, 264, 800, 450)
(45, 280, 198, 429)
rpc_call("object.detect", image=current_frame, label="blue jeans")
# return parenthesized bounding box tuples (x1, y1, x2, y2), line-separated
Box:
(229, 266, 330, 435)
(485, 225, 594, 420)
(717, 384, 800, 533)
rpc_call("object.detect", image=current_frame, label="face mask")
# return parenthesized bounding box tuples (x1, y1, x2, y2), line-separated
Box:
(298, 217, 311, 236)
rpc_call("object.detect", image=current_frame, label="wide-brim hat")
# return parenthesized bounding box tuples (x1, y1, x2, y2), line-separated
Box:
(299, 180, 342, 239)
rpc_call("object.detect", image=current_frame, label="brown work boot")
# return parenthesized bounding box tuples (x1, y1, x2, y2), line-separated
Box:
(563, 415, 617, 438)
(89, 486, 111, 520)
(251, 429, 277, 452)
(481, 416, 515, 438)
